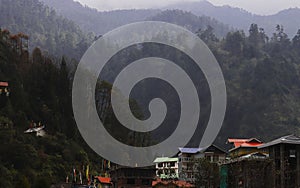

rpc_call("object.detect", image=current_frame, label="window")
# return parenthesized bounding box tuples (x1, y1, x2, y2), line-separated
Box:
(206, 156, 212, 162)
(158, 163, 163, 167)
(170, 169, 176, 174)
(158, 169, 163, 175)
(213, 155, 219, 162)
(170, 162, 176, 167)
(290, 150, 296, 158)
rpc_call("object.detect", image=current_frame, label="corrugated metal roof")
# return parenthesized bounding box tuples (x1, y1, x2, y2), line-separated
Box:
(153, 157, 178, 163)
(259, 135, 300, 149)
(178, 145, 227, 154)
(0, 82, 8, 87)
(229, 143, 263, 152)
(178, 147, 203, 154)
(228, 138, 262, 148)
(96, 177, 111, 184)
(240, 143, 263, 147)
(228, 139, 250, 143)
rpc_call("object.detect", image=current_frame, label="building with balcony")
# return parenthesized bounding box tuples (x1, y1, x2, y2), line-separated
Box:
(153, 157, 178, 179)
(178, 145, 226, 182)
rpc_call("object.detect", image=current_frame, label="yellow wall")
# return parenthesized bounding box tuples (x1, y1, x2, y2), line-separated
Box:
(230, 148, 268, 158)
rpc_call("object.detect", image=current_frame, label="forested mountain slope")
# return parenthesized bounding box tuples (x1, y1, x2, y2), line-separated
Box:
(0, 0, 94, 59)
(0, 29, 102, 187)
(40, 0, 161, 35)
(167, 1, 300, 37)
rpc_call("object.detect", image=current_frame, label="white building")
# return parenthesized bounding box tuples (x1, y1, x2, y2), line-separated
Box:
(153, 157, 179, 179)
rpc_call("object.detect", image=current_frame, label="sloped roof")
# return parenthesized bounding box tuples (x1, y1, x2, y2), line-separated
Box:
(239, 142, 262, 147)
(205, 144, 228, 154)
(259, 135, 300, 149)
(178, 147, 202, 154)
(178, 145, 227, 154)
(228, 138, 262, 148)
(0, 82, 8, 87)
(229, 143, 263, 152)
(96, 177, 111, 184)
(154, 157, 178, 163)
(228, 138, 250, 143)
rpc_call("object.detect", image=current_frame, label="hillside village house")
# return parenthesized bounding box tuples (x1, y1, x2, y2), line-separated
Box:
(95, 177, 112, 188)
(227, 138, 267, 158)
(220, 152, 273, 188)
(221, 135, 300, 188)
(178, 145, 226, 182)
(153, 157, 179, 179)
(259, 135, 300, 188)
(110, 166, 155, 188)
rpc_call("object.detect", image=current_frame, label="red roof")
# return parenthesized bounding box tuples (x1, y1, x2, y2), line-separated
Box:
(152, 179, 195, 187)
(239, 143, 262, 147)
(96, 177, 111, 184)
(228, 138, 262, 148)
(0, 82, 8, 87)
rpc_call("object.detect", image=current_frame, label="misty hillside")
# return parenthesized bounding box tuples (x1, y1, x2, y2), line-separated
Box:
(2, 0, 300, 186)
(0, 0, 94, 59)
(40, 0, 231, 37)
(41, 0, 300, 39)
(166, 1, 254, 32)
(258, 8, 300, 37)
(166, 0, 300, 37)
(40, 0, 161, 35)
(147, 9, 231, 37)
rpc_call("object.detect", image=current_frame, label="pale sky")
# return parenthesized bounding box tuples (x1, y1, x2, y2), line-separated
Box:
(76, 0, 300, 15)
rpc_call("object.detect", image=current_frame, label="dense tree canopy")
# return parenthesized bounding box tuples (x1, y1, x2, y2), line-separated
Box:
(0, 0, 95, 60)
(1, 0, 300, 186)
(0, 29, 101, 187)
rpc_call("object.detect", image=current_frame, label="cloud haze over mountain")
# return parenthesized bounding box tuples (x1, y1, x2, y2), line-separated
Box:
(75, 0, 198, 11)
(76, 0, 300, 15)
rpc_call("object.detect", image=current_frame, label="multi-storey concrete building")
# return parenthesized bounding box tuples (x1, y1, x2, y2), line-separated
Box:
(153, 157, 179, 179)
(178, 145, 226, 182)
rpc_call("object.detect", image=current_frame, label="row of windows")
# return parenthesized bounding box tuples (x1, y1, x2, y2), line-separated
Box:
(157, 169, 177, 175)
(178, 157, 192, 162)
(158, 162, 176, 167)
(205, 155, 220, 162)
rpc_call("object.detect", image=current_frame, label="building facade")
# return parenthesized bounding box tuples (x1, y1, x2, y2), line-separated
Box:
(110, 166, 155, 188)
(221, 158, 274, 188)
(259, 135, 300, 188)
(178, 145, 226, 182)
(153, 157, 179, 179)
